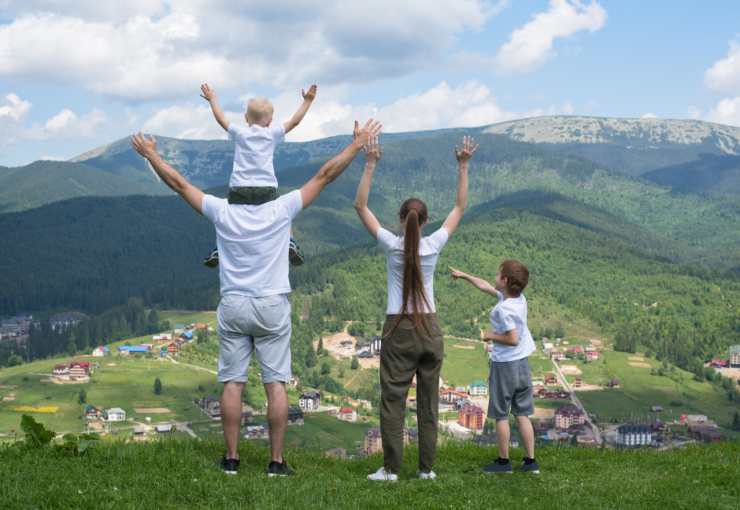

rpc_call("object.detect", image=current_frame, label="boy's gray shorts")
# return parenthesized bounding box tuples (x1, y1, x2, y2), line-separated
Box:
(216, 293, 292, 384)
(487, 357, 534, 420)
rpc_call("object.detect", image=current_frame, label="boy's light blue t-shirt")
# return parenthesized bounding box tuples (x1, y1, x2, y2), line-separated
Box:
(489, 290, 536, 362)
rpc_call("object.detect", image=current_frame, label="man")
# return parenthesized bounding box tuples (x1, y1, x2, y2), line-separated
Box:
(130, 119, 382, 476)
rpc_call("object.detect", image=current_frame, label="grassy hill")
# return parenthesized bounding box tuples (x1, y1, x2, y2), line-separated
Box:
(0, 160, 171, 213)
(1, 439, 738, 509)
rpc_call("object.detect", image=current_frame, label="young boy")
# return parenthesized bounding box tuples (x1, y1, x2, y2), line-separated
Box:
(450, 260, 539, 474)
(199, 82, 317, 267)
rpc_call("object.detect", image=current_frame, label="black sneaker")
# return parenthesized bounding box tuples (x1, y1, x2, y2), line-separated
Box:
(519, 459, 541, 474)
(220, 456, 240, 475)
(203, 248, 219, 268)
(288, 238, 304, 266)
(482, 458, 513, 474)
(267, 460, 295, 477)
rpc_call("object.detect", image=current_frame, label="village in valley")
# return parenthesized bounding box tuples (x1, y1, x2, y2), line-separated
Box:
(1, 310, 739, 456)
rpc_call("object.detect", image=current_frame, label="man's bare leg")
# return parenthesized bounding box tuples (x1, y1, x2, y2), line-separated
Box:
(265, 382, 288, 463)
(221, 381, 245, 459)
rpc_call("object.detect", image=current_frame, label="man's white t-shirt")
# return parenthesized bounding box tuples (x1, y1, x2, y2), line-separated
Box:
(377, 227, 449, 315)
(228, 123, 286, 188)
(201, 190, 303, 297)
(489, 290, 536, 362)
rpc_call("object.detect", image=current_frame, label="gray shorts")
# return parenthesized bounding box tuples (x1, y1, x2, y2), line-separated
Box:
(487, 357, 534, 420)
(217, 293, 292, 384)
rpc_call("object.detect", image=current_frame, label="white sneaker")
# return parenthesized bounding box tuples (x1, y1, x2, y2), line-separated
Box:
(418, 470, 437, 480)
(367, 466, 398, 482)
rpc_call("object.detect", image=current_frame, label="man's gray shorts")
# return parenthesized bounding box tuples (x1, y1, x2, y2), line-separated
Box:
(487, 357, 534, 420)
(217, 293, 292, 384)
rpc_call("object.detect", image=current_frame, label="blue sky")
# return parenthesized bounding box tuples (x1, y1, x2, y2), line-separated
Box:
(1, 0, 739, 166)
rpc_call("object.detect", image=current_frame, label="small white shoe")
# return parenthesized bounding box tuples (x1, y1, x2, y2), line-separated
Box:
(367, 466, 398, 482)
(418, 470, 437, 480)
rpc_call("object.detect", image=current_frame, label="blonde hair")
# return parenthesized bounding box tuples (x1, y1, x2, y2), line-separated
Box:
(246, 97, 274, 125)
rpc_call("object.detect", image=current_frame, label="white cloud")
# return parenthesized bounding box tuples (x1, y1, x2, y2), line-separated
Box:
(706, 97, 740, 126)
(141, 104, 237, 140)
(705, 41, 740, 94)
(0, 93, 31, 145)
(640, 112, 658, 119)
(495, 0, 607, 74)
(0, 1, 494, 101)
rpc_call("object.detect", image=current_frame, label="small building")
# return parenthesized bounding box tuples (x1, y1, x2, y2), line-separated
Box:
(69, 361, 91, 379)
(245, 425, 268, 439)
(338, 407, 357, 422)
(52, 364, 69, 376)
(152, 334, 172, 341)
(585, 349, 600, 362)
(439, 388, 469, 405)
(288, 406, 304, 425)
(544, 373, 558, 385)
(458, 403, 484, 431)
(607, 378, 620, 388)
(105, 407, 126, 422)
(180, 330, 194, 341)
(155, 424, 174, 433)
(680, 414, 708, 426)
(91, 346, 109, 357)
(299, 391, 321, 411)
(167, 343, 180, 354)
(118, 345, 149, 355)
(370, 336, 382, 356)
(651, 405, 663, 413)
(688, 424, 723, 443)
(469, 380, 488, 397)
(616, 424, 652, 447)
(363, 428, 383, 455)
(574, 377, 583, 388)
(194, 323, 208, 330)
(730, 345, 740, 368)
(555, 405, 585, 430)
(84, 405, 102, 420)
(550, 350, 567, 361)
(197, 396, 221, 419)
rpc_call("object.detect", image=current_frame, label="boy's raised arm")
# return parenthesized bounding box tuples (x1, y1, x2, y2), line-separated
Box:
(284, 84, 317, 134)
(450, 266, 498, 296)
(441, 136, 477, 236)
(200, 83, 229, 132)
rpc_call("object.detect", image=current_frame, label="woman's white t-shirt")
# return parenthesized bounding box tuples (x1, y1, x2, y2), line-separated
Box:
(377, 226, 449, 315)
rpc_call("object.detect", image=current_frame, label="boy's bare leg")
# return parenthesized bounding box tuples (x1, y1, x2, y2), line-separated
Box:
(516, 415, 535, 459)
(265, 382, 288, 463)
(221, 381, 245, 459)
(496, 418, 511, 459)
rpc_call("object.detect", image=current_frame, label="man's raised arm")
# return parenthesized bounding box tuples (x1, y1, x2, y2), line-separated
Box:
(131, 133, 205, 214)
(300, 119, 382, 209)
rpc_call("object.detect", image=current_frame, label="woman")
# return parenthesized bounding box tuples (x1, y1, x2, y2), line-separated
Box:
(353, 132, 477, 481)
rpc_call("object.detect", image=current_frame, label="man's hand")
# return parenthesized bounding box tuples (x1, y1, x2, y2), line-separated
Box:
(455, 135, 478, 164)
(363, 135, 382, 164)
(302, 84, 317, 102)
(354, 119, 382, 148)
(200, 83, 216, 102)
(131, 133, 157, 160)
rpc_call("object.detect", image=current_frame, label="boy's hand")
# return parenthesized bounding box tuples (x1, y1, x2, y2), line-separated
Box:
(353, 119, 382, 148)
(363, 136, 382, 164)
(302, 84, 317, 102)
(131, 133, 157, 160)
(200, 83, 216, 102)
(449, 266, 466, 280)
(455, 135, 478, 164)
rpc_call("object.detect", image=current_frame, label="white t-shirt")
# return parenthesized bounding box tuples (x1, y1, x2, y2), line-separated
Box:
(228, 123, 286, 188)
(377, 227, 449, 315)
(201, 190, 303, 297)
(489, 290, 536, 362)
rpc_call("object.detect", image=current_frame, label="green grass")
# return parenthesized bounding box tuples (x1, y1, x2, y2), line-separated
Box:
(574, 351, 738, 429)
(1, 439, 738, 509)
(441, 339, 488, 386)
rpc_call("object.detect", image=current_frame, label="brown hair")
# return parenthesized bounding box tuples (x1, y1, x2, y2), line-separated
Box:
(390, 198, 431, 335)
(500, 260, 529, 297)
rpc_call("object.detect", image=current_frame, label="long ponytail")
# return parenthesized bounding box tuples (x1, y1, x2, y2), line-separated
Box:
(389, 198, 430, 336)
